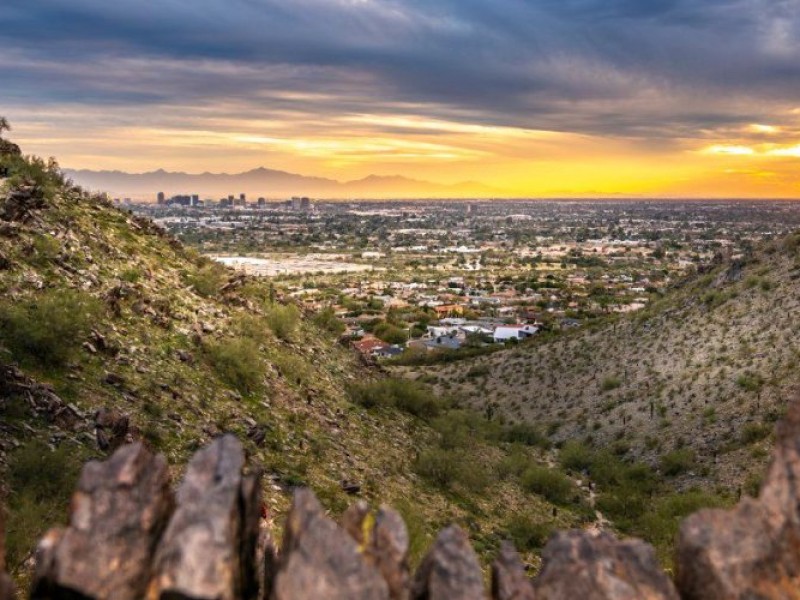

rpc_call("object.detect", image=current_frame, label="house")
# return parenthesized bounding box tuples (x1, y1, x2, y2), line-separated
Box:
(493, 324, 538, 343)
(352, 336, 392, 357)
(423, 336, 463, 352)
(374, 345, 405, 359)
(427, 325, 460, 338)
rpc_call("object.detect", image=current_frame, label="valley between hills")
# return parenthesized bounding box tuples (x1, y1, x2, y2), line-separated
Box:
(1, 127, 798, 593)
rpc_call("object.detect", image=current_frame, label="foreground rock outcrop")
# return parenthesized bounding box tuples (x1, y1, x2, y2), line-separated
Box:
(31, 444, 173, 600)
(7, 400, 800, 599)
(676, 402, 800, 599)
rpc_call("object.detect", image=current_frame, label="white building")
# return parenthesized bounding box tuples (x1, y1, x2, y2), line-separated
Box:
(493, 324, 539, 343)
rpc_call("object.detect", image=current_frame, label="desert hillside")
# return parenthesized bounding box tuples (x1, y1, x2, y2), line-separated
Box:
(401, 237, 800, 493)
(0, 135, 585, 590)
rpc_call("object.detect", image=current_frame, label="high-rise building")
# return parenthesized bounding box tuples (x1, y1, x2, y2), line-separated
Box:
(157, 191, 165, 204)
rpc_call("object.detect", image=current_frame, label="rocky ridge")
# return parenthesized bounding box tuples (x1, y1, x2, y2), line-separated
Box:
(3, 398, 799, 600)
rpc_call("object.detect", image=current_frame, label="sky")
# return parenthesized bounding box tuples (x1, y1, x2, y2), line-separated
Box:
(2, 0, 800, 197)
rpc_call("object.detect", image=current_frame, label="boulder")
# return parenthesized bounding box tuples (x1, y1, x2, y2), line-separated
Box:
(531, 531, 679, 600)
(147, 435, 261, 600)
(31, 443, 174, 600)
(271, 489, 389, 600)
(94, 407, 131, 452)
(676, 401, 800, 599)
(410, 525, 484, 600)
(340, 503, 410, 600)
(492, 541, 534, 600)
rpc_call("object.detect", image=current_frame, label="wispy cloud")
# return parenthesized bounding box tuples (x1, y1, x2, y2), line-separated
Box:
(1, 0, 800, 195)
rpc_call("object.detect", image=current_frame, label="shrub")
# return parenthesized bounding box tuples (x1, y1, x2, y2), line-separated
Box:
(312, 307, 345, 336)
(205, 337, 263, 394)
(600, 376, 622, 391)
(265, 303, 300, 341)
(270, 351, 313, 387)
(186, 264, 226, 297)
(498, 423, 551, 449)
(348, 379, 443, 419)
(520, 466, 577, 505)
(504, 514, 554, 551)
(740, 422, 772, 445)
(497, 448, 531, 480)
(414, 447, 490, 492)
(0, 289, 102, 367)
(660, 448, 696, 477)
(373, 321, 408, 345)
(736, 372, 764, 392)
(559, 440, 593, 472)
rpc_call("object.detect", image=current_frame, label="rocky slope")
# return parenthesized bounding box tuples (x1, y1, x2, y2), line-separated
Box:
(0, 130, 581, 591)
(5, 398, 800, 599)
(403, 237, 800, 491)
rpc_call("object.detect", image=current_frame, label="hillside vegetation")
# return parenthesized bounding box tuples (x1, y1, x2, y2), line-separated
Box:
(0, 127, 587, 589)
(397, 236, 800, 560)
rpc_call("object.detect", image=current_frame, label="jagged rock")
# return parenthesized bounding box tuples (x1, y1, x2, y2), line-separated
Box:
(531, 531, 679, 600)
(1, 183, 46, 223)
(31, 443, 173, 600)
(0, 512, 15, 600)
(370, 507, 411, 600)
(94, 407, 131, 452)
(340, 502, 409, 599)
(492, 541, 534, 600)
(147, 435, 261, 600)
(271, 488, 390, 600)
(410, 525, 484, 600)
(676, 401, 800, 600)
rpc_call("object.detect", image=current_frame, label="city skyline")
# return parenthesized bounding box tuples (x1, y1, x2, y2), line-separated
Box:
(3, 0, 800, 198)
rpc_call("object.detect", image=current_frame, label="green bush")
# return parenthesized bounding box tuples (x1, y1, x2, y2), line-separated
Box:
(373, 321, 408, 345)
(559, 440, 593, 472)
(414, 447, 490, 492)
(348, 378, 443, 419)
(497, 448, 532, 480)
(186, 264, 226, 297)
(736, 372, 765, 392)
(660, 448, 696, 477)
(205, 337, 263, 394)
(504, 514, 554, 551)
(312, 307, 345, 336)
(265, 303, 300, 341)
(600, 376, 622, 391)
(520, 466, 577, 505)
(0, 289, 102, 367)
(740, 422, 772, 445)
(498, 423, 551, 449)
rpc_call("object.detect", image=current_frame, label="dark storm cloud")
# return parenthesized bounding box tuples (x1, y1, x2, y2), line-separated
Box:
(1, 0, 799, 138)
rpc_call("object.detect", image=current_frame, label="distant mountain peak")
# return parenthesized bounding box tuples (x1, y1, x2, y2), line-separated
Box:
(64, 166, 505, 200)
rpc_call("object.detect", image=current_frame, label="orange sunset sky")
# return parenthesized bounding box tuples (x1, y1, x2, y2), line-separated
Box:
(3, 0, 800, 198)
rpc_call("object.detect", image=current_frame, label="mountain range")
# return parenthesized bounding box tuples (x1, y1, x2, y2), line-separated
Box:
(64, 167, 503, 201)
